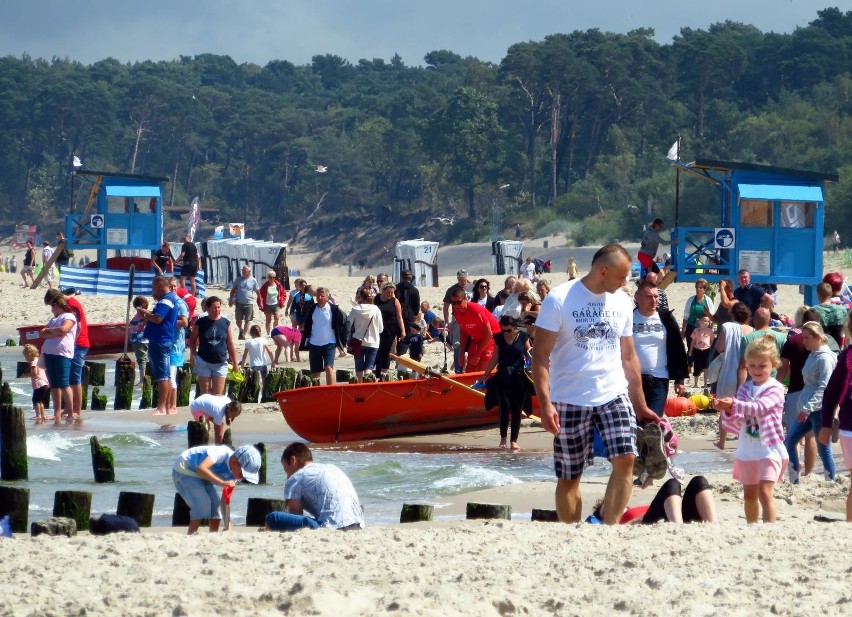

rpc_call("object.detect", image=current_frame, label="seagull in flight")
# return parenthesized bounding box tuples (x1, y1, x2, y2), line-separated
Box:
(315, 165, 328, 173)
(429, 216, 455, 225)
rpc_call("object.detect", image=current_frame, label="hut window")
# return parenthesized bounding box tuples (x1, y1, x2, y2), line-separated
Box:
(740, 199, 772, 227)
(780, 201, 814, 228)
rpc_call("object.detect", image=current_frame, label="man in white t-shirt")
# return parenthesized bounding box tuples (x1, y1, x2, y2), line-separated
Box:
(633, 281, 688, 417)
(532, 244, 659, 525)
(519, 257, 537, 281)
(41, 241, 54, 288)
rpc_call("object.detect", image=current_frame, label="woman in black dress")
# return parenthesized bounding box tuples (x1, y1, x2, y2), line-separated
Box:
(481, 315, 531, 451)
(374, 282, 405, 378)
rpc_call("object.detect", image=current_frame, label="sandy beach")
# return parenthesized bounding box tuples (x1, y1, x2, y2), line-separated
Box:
(1, 239, 851, 615)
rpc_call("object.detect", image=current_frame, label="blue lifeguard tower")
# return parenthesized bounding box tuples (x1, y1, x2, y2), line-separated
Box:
(670, 159, 839, 304)
(65, 170, 170, 267)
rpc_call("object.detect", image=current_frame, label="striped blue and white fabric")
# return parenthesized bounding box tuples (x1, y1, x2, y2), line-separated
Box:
(58, 267, 206, 297)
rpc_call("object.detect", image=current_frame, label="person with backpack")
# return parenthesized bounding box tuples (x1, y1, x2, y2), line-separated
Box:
(395, 269, 420, 356)
(54, 232, 72, 272)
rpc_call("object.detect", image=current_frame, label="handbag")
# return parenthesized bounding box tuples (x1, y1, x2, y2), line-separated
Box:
(706, 351, 725, 385)
(347, 316, 373, 356)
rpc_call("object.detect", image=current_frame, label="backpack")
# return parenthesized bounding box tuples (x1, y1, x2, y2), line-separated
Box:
(89, 514, 140, 535)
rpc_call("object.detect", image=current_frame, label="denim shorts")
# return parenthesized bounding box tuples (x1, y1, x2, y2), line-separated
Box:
(44, 353, 72, 388)
(69, 346, 89, 386)
(147, 342, 171, 382)
(193, 356, 229, 378)
(172, 469, 221, 520)
(354, 346, 379, 373)
(309, 343, 337, 373)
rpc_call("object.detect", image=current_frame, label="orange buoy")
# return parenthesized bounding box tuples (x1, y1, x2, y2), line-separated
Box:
(664, 396, 697, 418)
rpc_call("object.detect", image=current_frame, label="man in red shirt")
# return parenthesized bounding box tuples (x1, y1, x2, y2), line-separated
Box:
(169, 277, 197, 318)
(44, 290, 89, 420)
(450, 287, 499, 372)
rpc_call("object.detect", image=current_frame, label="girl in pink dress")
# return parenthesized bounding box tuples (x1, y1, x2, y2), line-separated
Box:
(713, 335, 787, 523)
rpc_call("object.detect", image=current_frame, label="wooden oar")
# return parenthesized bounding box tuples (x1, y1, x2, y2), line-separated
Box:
(390, 353, 485, 398)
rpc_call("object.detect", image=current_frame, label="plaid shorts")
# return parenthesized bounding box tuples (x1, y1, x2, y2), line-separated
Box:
(553, 394, 638, 480)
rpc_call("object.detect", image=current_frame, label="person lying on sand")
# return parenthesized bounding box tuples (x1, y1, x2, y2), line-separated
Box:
(591, 476, 717, 525)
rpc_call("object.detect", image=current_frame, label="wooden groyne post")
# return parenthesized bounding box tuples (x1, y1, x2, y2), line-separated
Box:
(53, 491, 92, 531)
(89, 436, 115, 483)
(0, 402, 27, 481)
(0, 486, 30, 533)
(116, 492, 155, 527)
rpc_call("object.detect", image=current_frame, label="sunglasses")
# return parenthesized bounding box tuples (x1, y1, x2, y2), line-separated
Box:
(501, 328, 515, 333)
(479, 284, 489, 288)
(451, 300, 463, 305)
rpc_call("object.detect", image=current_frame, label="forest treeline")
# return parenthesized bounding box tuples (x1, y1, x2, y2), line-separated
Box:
(3, 7, 852, 258)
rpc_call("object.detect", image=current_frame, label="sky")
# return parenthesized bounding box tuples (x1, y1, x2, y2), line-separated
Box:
(3, 1, 852, 67)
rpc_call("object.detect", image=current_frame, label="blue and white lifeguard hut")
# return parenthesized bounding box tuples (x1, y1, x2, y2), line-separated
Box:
(670, 159, 839, 304)
(65, 170, 170, 267)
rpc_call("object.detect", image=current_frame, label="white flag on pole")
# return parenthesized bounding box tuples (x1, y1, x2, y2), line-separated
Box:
(665, 140, 679, 161)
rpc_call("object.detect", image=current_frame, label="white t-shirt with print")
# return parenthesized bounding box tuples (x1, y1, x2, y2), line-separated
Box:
(536, 279, 633, 405)
(633, 310, 668, 379)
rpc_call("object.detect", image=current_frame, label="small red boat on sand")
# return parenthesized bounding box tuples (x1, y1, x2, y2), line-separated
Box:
(274, 372, 497, 443)
(17, 323, 127, 355)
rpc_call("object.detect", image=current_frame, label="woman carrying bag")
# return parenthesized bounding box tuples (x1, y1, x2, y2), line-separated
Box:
(348, 289, 384, 382)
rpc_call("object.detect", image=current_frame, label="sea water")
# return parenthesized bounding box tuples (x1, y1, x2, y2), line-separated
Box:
(0, 351, 733, 526)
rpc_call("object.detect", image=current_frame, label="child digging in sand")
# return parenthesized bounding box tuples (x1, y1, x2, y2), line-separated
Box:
(712, 335, 787, 523)
(190, 393, 242, 445)
(23, 344, 49, 422)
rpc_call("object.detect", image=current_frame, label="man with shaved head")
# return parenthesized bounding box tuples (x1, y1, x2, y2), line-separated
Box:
(736, 307, 787, 387)
(532, 244, 660, 525)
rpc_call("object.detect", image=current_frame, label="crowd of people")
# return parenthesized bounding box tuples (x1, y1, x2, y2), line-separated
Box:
(18, 230, 852, 531)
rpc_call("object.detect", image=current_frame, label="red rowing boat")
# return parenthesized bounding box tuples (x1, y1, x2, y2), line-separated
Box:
(17, 322, 127, 355)
(274, 372, 497, 442)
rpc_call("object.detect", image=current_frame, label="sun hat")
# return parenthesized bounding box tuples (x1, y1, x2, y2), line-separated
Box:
(233, 445, 261, 484)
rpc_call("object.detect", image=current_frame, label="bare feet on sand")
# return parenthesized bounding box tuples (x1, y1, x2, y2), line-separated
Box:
(152, 409, 169, 416)
(498, 440, 507, 448)
(511, 442, 521, 452)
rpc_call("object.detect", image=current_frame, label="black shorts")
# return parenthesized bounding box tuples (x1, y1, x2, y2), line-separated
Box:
(692, 348, 711, 374)
(182, 260, 199, 278)
(32, 385, 50, 407)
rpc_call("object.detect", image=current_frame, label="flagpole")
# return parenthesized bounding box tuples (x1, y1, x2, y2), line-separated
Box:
(674, 134, 681, 228)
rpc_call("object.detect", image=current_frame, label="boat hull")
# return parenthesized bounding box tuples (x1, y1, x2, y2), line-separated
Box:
(18, 322, 128, 355)
(274, 372, 497, 442)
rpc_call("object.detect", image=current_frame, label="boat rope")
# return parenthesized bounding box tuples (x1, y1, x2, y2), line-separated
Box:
(338, 378, 452, 403)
